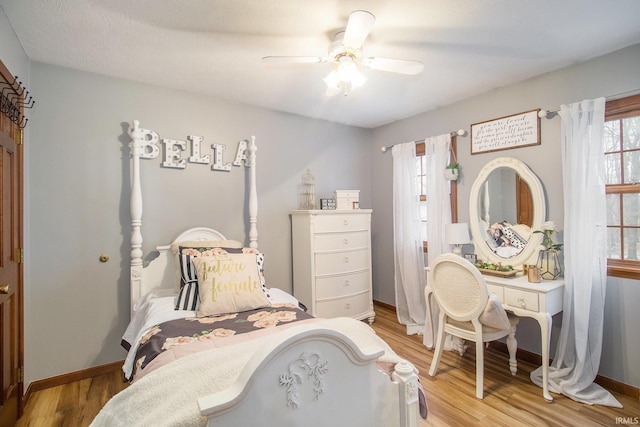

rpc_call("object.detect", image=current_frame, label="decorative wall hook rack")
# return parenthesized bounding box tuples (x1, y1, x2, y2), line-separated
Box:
(0, 75, 35, 129)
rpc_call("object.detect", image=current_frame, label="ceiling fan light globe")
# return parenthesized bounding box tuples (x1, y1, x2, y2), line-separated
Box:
(336, 59, 355, 81)
(324, 70, 341, 89)
(350, 69, 367, 88)
(336, 58, 366, 86)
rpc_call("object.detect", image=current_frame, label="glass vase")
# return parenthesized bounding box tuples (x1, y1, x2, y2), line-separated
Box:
(537, 249, 562, 280)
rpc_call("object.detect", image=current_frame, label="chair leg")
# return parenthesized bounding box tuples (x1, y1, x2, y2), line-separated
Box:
(428, 317, 447, 377)
(506, 325, 518, 375)
(475, 339, 484, 399)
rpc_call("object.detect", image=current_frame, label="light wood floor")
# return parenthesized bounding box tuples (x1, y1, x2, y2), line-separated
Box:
(16, 304, 640, 426)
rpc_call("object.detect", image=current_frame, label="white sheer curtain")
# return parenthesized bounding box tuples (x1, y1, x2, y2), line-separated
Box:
(392, 142, 426, 335)
(531, 98, 621, 407)
(421, 134, 452, 348)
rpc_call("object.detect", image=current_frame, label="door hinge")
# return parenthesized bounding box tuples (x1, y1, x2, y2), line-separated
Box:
(15, 248, 23, 264)
(15, 128, 23, 145)
(17, 366, 24, 383)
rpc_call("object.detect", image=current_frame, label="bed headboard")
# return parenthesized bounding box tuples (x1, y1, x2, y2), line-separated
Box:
(127, 120, 259, 314)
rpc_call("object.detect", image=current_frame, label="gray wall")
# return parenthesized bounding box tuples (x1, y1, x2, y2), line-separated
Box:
(25, 63, 372, 386)
(371, 44, 640, 389)
(0, 11, 28, 78)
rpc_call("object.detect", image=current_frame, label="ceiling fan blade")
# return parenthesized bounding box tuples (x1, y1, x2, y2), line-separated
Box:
(262, 56, 327, 64)
(342, 10, 375, 50)
(365, 57, 424, 75)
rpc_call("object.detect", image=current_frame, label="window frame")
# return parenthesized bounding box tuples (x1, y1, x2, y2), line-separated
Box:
(605, 94, 640, 279)
(416, 137, 458, 252)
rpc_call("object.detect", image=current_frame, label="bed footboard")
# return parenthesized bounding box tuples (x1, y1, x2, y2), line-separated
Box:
(198, 325, 421, 427)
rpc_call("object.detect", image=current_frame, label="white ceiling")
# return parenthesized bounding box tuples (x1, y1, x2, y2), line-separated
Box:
(3, 0, 640, 128)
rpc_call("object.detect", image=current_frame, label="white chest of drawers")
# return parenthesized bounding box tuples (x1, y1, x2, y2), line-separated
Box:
(291, 210, 375, 323)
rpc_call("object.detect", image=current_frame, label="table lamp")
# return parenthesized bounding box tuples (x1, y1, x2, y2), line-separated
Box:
(445, 222, 470, 256)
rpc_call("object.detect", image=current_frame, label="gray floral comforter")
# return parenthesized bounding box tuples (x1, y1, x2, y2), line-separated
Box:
(129, 304, 314, 381)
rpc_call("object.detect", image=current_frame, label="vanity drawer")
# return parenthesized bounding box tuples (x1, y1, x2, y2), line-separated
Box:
(314, 231, 369, 251)
(313, 213, 370, 233)
(316, 271, 369, 299)
(316, 292, 371, 319)
(487, 284, 504, 302)
(315, 249, 369, 275)
(505, 288, 539, 312)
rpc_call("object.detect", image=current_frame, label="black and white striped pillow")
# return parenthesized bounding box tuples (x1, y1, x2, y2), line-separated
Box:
(175, 253, 199, 310)
(175, 281, 198, 310)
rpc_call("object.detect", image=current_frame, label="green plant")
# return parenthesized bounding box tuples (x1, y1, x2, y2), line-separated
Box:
(446, 162, 459, 170)
(474, 261, 514, 272)
(534, 221, 563, 252)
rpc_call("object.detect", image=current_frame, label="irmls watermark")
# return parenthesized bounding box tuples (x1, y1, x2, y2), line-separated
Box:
(616, 417, 640, 425)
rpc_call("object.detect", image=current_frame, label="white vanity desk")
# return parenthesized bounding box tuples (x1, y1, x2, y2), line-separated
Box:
(424, 269, 564, 401)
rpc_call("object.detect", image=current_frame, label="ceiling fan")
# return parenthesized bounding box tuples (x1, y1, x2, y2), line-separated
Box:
(262, 10, 424, 96)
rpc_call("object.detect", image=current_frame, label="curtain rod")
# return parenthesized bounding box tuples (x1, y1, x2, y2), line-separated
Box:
(380, 128, 467, 153)
(539, 88, 640, 119)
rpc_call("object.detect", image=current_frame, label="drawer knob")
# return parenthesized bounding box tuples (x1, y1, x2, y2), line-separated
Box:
(517, 297, 526, 308)
(345, 303, 351, 310)
(345, 280, 350, 286)
(343, 220, 349, 226)
(344, 257, 350, 263)
(343, 238, 349, 245)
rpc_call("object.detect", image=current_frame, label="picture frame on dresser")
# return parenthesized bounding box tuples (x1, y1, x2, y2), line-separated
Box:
(291, 209, 375, 324)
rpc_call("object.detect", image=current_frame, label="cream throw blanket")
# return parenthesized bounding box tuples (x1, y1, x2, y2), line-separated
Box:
(91, 317, 404, 427)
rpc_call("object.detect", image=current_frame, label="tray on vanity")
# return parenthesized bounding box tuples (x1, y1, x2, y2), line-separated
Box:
(477, 268, 520, 278)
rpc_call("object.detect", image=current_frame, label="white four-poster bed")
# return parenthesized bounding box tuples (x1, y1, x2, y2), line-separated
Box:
(90, 120, 425, 426)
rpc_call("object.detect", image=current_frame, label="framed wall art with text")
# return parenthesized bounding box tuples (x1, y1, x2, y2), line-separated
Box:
(470, 109, 540, 154)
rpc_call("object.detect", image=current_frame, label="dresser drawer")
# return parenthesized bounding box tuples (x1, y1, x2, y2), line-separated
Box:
(505, 288, 539, 312)
(313, 214, 370, 233)
(314, 231, 369, 252)
(316, 292, 371, 318)
(316, 271, 369, 299)
(315, 249, 369, 275)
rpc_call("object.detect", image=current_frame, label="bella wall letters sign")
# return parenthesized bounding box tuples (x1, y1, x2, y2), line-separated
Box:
(133, 126, 250, 171)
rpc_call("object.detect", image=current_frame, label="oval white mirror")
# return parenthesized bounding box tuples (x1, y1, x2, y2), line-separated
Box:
(469, 157, 545, 266)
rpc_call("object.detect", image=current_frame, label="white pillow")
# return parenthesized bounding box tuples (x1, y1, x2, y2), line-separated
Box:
(511, 223, 532, 241)
(479, 293, 511, 330)
(194, 253, 270, 317)
(170, 240, 244, 290)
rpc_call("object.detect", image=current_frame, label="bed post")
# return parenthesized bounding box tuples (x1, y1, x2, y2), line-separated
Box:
(248, 135, 258, 249)
(128, 120, 144, 314)
(393, 360, 421, 427)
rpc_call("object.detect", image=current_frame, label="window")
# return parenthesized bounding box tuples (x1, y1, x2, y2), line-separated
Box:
(416, 139, 458, 252)
(604, 94, 640, 279)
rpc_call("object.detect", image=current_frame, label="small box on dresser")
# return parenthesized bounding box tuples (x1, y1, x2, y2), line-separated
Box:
(291, 209, 375, 324)
(334, 190, 360, 210)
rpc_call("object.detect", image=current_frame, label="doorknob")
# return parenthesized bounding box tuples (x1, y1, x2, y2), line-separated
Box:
(0, 284, 9, 294)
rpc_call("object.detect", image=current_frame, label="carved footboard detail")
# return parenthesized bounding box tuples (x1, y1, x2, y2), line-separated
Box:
(279, 351, 328, 408)
(198, 322, 422, 427)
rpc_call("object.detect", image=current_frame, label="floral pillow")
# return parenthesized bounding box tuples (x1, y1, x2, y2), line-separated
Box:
(193, 253, 271, 317)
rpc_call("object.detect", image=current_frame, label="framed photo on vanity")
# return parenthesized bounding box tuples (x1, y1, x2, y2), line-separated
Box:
(464, 253, 477, 264)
